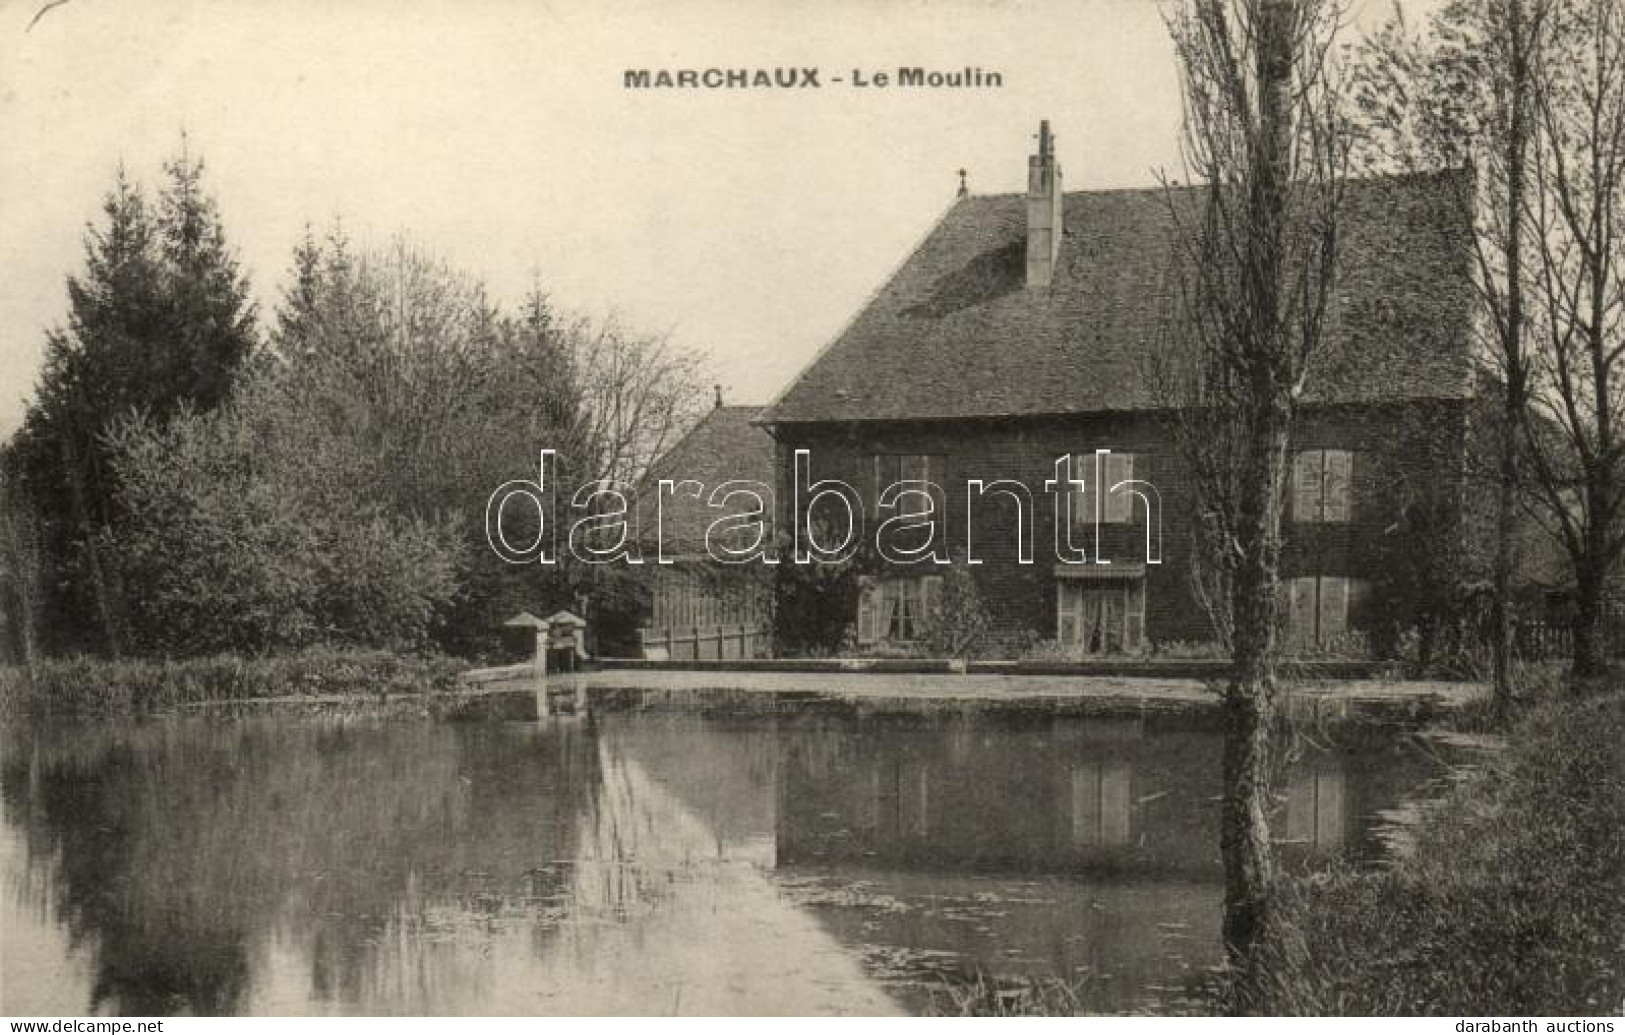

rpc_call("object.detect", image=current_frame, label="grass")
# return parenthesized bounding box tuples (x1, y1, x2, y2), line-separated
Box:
(1251, 686, 1625, 1015)
(0, 646, 464, 720)
(925, 971, 1088, 1016)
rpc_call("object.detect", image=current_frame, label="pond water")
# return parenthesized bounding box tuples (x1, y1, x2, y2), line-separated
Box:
(0, 694, 1447, 1016)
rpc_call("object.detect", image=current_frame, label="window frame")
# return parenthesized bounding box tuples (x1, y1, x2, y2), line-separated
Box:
(1070, 452, 1139, 527)
(1292, 449, 1354, 523)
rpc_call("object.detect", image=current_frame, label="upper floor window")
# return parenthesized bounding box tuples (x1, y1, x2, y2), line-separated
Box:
(871, 453, 946, 518)
(1071, 452, 1138, 526)
(1292, 450, 1353, 523)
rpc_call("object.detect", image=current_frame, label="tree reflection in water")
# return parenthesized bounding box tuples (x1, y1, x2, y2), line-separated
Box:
(0, 708, 1440, 1016)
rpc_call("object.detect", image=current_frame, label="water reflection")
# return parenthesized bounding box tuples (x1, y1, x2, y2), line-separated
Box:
(0, 706, 1440, 1016)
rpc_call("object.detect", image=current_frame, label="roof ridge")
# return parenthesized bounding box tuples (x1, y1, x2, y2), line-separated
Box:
(959, 165, 1471, 202)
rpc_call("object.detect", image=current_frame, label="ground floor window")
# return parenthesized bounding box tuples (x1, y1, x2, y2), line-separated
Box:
(1056, 576, 1145, 655)
(1283, 575, 1369, 651)
(857, 575, 943, 646)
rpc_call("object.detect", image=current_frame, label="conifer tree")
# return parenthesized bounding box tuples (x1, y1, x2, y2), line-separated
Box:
(5, 144, 258, 652)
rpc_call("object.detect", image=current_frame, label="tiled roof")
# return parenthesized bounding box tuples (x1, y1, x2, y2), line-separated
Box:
(763, 170, 1474, 424)
(635, 405, 776, 551)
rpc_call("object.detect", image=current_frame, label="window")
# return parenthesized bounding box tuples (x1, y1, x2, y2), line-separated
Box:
(1284, 575, 1367, 650)
(1057, 577, 1145, 654)
(1292, 450, 1353, 522)
(1071, 762, 1133, 847)
(1071, 452, 1138, 526)
(857, 575, 943, 646)
(871, 453, 947, 518)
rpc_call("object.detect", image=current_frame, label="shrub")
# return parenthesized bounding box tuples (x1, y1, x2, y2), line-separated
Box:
(1246, 692, 1625, 1015)
(105, 384, 461, 655)
(915, 555, 992, 660)
(1150, 639, 1230, 660)
(0, 647, 463, 720)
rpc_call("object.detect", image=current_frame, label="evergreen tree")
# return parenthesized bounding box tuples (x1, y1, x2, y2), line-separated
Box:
(154, 144, 258, 411)
(6, 145, 258, 653)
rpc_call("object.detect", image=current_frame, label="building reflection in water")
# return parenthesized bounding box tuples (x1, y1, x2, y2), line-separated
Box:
(0, 704, 1435, 1016)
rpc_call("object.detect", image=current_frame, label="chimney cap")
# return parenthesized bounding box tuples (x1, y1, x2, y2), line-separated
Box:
(956, 168, 968, 198)
(714, 384, 724, 409)
(1037, 119, 1053, 160)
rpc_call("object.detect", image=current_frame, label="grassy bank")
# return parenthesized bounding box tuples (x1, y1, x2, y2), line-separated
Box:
(0, 647, 464, 720)
(1255, 689, 1625, 1015)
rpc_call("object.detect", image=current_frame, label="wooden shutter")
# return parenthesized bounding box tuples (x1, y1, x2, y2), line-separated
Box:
(1105, 453, 1135, 523)
(1323, 451, 1352, 522)
(1288, 577, 1316, 650)
(1349, 578, 1371, 628)
(1058, 584, 1080, 646)
(856, 576, 879, 646)
(1072, 452, 1094, 531)
(1318, 576, 1349, 644)
(1125, 579, 1146, 651)
(1292, 451, 1322, 521)
(872, 455, 903, 517)
(922, 575, 943, 623)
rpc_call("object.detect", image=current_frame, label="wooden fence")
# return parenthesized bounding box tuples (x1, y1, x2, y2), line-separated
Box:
(1512, 618, 1625, 660)
(638, 624, 769, 661)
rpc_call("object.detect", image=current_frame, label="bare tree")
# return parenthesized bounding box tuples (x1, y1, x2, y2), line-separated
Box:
(1160, 0, 1347, 1007)
(566, 314, 709, 490)
(1348, 0, 1550, 716)
(1520, 0, 1625, 678)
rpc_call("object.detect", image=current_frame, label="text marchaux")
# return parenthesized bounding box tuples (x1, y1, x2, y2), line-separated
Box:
(622, 67, 1003, 90)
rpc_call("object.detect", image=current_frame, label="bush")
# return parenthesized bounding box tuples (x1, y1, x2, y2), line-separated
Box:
(770, 527, 874, 657)
(1247, 691, 1625, 1015)
(915, 555, 992, 660)
(1150, 639, 1230, 660)
(105, 382, 460, 656)
(0, 647, 463, 720)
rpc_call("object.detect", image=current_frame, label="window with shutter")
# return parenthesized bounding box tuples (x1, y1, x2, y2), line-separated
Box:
(873, 454, 946, 519)
(1292, 450, 1355, 523)
(1323, 451, 1352, 522)
(1071, 452, 1138, 526)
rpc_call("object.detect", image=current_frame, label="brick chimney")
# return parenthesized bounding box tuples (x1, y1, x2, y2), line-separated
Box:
(1026, 119, 1063, 289)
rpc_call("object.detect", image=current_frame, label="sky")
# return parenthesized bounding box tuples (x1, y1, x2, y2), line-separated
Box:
(0, 0, 1404, 439)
